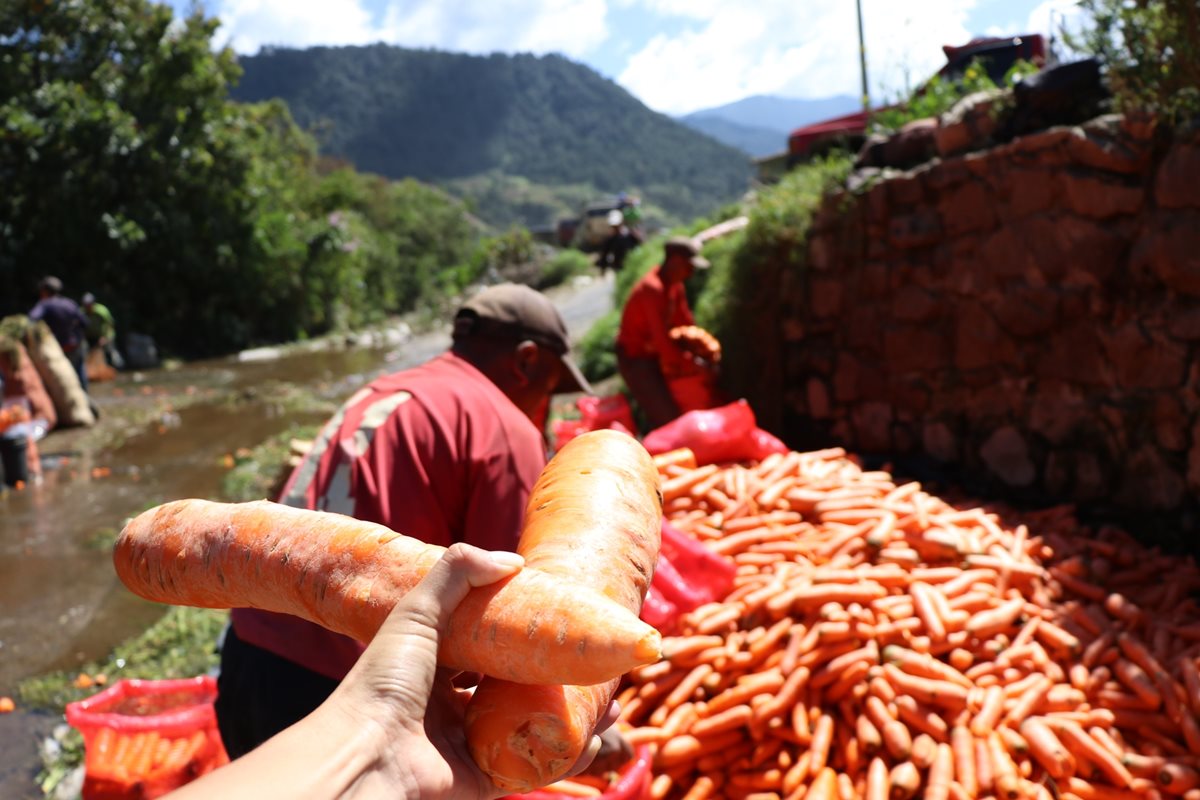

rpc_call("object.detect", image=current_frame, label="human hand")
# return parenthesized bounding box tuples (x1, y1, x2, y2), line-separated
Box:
(164, 544, 616, 800)
(324, 543, 617, 799)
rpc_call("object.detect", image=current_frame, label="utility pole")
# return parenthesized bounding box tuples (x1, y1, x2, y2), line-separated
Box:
(856, 0, 870, 110)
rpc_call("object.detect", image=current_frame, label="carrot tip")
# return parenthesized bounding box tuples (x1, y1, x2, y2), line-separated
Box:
(636, 631, 664, 663)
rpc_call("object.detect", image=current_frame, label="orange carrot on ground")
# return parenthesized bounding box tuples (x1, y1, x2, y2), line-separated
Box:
(1021, 717, 1074, 778)
(654, 448, 697, 472)
(910, 734, 936, 769)
(691, 704, 753, 738)
(893, 695, 948, 742)
(882, 645, 971, 688)
(857, 714, 883, 756)
(1046, 719, 1135, 788)
(924, 743, 954, 800)
(806, 767, 839, 800)
(881, 665, 968, 710)
(950, 725, 977, 797)
(970, 685, 1005, 735)
(889, 761, 921, 800)
(680, 776, 715, 800)
(865, 756, 890, 800)
(1160, 764, 1200, 793)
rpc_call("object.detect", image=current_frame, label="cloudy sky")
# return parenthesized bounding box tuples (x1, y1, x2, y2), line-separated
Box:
(166, 0, 1084, 115)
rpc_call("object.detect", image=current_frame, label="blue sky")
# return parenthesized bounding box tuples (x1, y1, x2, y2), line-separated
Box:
(166, 0, 1084, 115)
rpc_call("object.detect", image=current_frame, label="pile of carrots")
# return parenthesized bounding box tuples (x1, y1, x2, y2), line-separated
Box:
(619, 447, 1200, 800)
(82, 727, 227, 798)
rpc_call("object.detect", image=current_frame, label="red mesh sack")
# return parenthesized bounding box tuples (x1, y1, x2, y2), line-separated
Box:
(65, 676, 229, 800)
(508, 746, 652, 800)
(641, 400, 756, 465)
(551, 418, 588, 452)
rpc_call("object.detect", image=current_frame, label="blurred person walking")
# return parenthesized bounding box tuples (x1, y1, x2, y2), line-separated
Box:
(29, 276, 89, 392)
(596, 208, 643, 276)
(82, 292, 124, 370)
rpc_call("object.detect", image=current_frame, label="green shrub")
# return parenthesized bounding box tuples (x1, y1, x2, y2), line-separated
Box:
(1069, 0, 1200, 124)
(221, 423, 321, 503)
(871, 59, 1037, 134)
(537, 249, 592, 290)
(693, 231, 748, 333)
(702, 154, 852, 407)
(577, 309, 621, 383)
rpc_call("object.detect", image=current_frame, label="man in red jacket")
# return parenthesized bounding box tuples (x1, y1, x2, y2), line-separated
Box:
(616, 236, 720, 429)
(215, 283, 592, 756)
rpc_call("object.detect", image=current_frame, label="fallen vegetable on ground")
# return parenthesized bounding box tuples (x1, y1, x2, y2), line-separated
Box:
(617, 446, 1200, 800)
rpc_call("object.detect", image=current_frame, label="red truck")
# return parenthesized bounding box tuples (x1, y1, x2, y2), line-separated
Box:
(786, 34, 1047, 165)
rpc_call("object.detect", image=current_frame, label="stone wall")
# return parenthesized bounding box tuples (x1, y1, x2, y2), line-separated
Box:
(754, 115, 1200, 526)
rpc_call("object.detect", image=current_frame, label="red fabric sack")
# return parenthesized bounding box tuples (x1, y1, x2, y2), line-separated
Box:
(66, 676, 229, 799)
(639, 583, 680, 634)
(640, 521, 736, 635)
(577, 395, 637, 435)
(641, 400, 756, 465)
(643, 400, 788, 465)
(659, 520, 735, 605)
(747, 426, 788, 460)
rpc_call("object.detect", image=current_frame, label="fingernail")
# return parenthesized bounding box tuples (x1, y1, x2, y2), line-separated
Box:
(489, 551, 524, 568)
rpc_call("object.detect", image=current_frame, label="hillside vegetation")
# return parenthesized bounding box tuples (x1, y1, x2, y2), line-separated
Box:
(0, 1, 584, 358)
(677, 116, 783, 158)
(232, 45, 752, 228)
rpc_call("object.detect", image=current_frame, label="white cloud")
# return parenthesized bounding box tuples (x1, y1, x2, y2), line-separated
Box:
(634, 0, 723, 19)
(617, 0, 980, 114)
(379, 0, 608, 58)
(1025, 0, 1090, 56)
(210, 0, 609, 58)
(213, 0, 379, 52)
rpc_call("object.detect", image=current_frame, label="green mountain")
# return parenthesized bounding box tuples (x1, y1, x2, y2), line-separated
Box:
(231, 45, 752, 228)
(683, 94, 861, 135)
(678, 116, 784, 158)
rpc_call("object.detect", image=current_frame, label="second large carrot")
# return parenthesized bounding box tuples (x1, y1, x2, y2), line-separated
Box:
(464, 430, 663, 792)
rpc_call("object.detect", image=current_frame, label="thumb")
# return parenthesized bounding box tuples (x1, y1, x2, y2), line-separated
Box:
(352, 543, 523, 721)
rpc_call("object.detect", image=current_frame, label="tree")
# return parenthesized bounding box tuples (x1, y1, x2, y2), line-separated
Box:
(0, 0, 267, 352)
(0, 1, 516, 356)
(1070, 0, 1200, 124)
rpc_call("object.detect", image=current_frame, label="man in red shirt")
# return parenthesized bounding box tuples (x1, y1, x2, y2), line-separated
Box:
(215, 283, 592, 757)
(616, 236, 720, 429)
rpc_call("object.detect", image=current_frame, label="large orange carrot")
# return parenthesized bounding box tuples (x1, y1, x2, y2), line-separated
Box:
(114, 485, 661, 687)
(464, 430, 662, 791)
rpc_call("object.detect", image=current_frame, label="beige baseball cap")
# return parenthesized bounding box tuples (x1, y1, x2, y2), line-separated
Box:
(664, 236, 710, 270)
